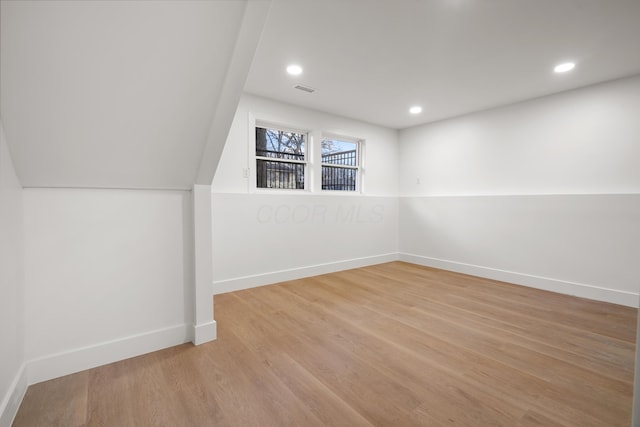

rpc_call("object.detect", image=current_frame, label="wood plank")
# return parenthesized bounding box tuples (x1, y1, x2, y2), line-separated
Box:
(13, 262, 637, 426)
(13, 371, 89, 427)
(276, 276, 619, 426)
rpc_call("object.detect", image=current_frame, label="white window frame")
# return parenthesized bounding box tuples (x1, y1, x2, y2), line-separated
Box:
(250, 118, 310, 193)
(320, 133, 364, 193)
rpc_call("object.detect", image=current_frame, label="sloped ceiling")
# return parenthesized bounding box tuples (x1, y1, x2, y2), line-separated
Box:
(1, 0, 269, 189)
(245, 0, 640, 129)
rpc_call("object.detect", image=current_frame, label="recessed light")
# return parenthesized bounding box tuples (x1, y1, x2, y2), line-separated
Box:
(554, 62, 575, 73)
(286, 64, 303, 75)
(409, 106, 422, 114)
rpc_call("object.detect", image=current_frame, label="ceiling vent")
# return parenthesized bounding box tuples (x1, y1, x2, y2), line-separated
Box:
(293, 84, 316, 93)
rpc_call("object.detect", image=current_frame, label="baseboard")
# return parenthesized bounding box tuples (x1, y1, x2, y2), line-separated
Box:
(400, 253, 639, 308)
(27, 323, 191, 386)
(192, 320, 217, 345)
(0, 363, 28, 427)
(213, 253, 400, 295)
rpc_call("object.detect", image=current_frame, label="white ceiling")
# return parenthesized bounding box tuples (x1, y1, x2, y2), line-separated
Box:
(1, 0, 267, 189)
(245, 0, 640, 129)
(3, 0, 639, 189)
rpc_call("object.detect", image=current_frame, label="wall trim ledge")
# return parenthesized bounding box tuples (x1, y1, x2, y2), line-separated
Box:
(213, 253, 400, 295)
(399, 252, 639, 307)
(0, 363, 28, 427)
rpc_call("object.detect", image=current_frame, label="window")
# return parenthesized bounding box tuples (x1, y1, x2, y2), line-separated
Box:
(321, 137, 360, 191)
(255, 125, 307, 190)
(251, 120, 364, 193)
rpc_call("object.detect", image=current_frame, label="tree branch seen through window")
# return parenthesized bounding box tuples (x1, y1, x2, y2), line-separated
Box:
(256, 126, 306, 189)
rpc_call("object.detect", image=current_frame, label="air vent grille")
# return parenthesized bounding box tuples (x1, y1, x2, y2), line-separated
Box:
(293, 84, 316, 93)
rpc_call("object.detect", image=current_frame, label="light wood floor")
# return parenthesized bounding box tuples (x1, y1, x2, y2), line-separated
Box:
(14, 262, 637, 426)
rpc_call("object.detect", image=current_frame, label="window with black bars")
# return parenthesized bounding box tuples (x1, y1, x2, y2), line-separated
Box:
(255, 126, 306, 190)
(321, 138, 359, 191)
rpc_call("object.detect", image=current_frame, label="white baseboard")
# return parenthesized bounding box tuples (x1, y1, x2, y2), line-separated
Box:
(192, 320, 217, 345)
(0, 363, 28, 427)
(213, 252, 639, 307)
(27, 323, 191, 386)
(213, 253, 400, 295)
(400, 253, 639, 308)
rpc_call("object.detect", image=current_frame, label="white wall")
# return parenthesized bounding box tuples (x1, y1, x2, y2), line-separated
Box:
(212, 94, 399, 292)
(212, 193, 398, 292)
(0, 120, 26, 426)
(22, 188, 194, 383)
(399, 75, 640, 197)
(399, 76, 640, 306)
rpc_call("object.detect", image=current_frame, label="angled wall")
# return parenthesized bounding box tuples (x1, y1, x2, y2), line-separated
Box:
(0, 0, 269, 191)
